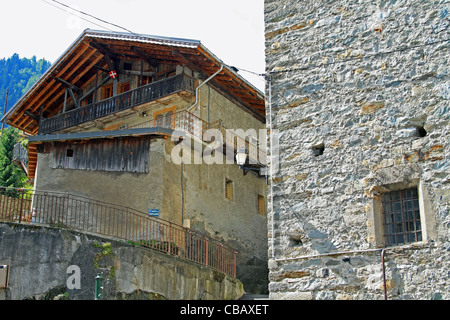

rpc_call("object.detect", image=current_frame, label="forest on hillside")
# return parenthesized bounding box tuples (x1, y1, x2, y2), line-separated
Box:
(0, 53, 51, 120)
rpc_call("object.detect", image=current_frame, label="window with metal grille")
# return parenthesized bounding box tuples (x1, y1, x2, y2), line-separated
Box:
(382, 188, 422, 246)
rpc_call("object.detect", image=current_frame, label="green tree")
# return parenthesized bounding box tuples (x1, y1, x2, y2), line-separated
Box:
(0, 127, 27, 192)
(0, 54, 51, 119)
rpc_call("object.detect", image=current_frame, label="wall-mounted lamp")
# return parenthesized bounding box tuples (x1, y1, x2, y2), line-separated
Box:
(236, 147, 248, 167)
(236, 147, 264, 176)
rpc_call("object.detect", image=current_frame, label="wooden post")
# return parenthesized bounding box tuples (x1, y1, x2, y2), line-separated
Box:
(94, 68, 98, 104)
(37, 105, 44, 135)
(140, 59, 143, 87)
(63, 89, 68, 113)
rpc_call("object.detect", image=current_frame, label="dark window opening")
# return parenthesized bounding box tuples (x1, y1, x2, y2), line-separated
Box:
(258, 194, 266, 215)
(312, 144, 325, 156)
(416, 126, 427, 138)
(66, 149, 74, 158)
(225, 178, 233, 201)
(123, 62, 133, 70)
(382, 188, 422, 247)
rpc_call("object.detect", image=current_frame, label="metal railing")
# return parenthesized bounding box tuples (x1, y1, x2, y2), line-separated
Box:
(0, 186, 237, 277)
(130, 110, 267, 166)
(39, 74, 195, 135)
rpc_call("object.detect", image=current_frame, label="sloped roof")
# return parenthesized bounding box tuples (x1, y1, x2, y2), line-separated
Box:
(2, 29, 265, 134)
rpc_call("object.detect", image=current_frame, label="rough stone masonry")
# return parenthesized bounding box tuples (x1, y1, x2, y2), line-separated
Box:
(264, 0, 449, 299)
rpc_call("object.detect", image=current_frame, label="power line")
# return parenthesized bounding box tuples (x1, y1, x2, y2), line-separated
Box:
(268, 38, 450, 76)
(42, 0, 137, 35)
(223, 37, 449, 82)
(41, 0, 114, 31)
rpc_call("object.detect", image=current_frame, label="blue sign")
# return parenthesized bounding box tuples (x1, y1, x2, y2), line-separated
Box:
(149, 209, 159, 217)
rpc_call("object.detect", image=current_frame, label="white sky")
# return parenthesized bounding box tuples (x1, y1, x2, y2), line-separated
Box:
(0, 0, 266, 91)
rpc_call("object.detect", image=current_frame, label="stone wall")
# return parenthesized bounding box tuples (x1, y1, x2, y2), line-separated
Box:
(264, 0, 449, 299)
(0, 222, 244, 300)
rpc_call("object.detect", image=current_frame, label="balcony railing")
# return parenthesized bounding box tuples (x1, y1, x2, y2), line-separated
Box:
(130, 110, 267, 166)
(39, 74, 195, 135)
(0, 186, 237, 277)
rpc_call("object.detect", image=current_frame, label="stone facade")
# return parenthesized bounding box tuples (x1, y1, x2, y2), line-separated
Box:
(264, 0, 449, 299)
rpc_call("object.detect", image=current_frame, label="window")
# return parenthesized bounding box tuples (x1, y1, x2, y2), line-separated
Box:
(123, 62, 133, 71)
(382, 188, 422, 246)
(121, 82, 130, 93)
(82, 93, 94, 106)
(66, 149, 74, 158)
(258, 194, 266, 215)
(225, 178, 233, 201)
(153, 106, 176, 129)
(102, 84, 113, 99)
(141, 76, 151, 86)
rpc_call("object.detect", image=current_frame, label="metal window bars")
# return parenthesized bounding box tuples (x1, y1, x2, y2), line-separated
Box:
(382, 188, 422, 247)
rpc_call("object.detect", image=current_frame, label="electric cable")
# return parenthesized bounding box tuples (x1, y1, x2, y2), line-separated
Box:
(41, 0, 137, 35)
(267, 37, 450, 76)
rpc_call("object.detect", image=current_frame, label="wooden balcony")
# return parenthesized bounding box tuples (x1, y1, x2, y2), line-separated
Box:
(39, 74, 195, 135)
(131, 110, 267, 168)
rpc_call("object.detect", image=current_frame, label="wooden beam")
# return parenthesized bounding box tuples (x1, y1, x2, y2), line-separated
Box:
(172, 50, 199, 72)
(12, 43, 91, 127)
(89, 41, 118, 71)
(19, 49, 101, 129)
(24, 110, 39, 122)
(131, 46, 159, 68)
(55, 77, 82, 94)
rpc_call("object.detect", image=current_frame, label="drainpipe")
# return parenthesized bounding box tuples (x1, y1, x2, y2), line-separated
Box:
(188, 65, 224, 113)
(267, 76, 275, 259)
(382, 249, 388, 300)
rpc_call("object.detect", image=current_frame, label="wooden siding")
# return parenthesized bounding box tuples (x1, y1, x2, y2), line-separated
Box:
(49, 137, 150, 173)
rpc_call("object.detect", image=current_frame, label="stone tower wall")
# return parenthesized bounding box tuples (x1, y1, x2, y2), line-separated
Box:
(264, 0, 449, 300)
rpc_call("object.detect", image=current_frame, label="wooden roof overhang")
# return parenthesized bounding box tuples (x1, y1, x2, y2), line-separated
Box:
(2, 29, 265, 135)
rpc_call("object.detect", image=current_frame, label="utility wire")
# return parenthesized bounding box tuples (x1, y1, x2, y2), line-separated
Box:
(41, 0, 114, 31)
(268, 37, 450, 76)
(42, 0, 137, 35)
(226, 37, 449, 82)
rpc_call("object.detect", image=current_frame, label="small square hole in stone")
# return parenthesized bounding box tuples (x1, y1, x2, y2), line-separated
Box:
(416, 126, 427, 138)
(312, 144, 325, 156)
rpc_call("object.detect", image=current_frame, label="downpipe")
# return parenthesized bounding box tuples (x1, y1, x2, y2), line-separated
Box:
(382, 249, 387, 300)
(188, 64, 224, 113)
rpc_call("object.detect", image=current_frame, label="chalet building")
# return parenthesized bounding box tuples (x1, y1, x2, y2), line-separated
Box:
(2, 29, 268, 294)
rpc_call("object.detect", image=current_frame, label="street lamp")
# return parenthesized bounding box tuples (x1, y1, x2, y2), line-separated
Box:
(235, 147, 265, 176)
(235, 147, 248, 167)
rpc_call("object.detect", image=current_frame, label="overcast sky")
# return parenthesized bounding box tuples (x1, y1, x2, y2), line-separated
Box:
(0, 0, 266, 91)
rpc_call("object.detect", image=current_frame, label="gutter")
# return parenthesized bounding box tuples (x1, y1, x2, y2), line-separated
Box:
(188, 64, 224, 113)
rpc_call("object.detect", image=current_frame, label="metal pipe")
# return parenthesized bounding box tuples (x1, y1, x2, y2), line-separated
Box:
(273, 248, 383, 262)
(188, 65, 224, 113)
(382, 249, 387, 300)
(267, 76, 275, 259)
